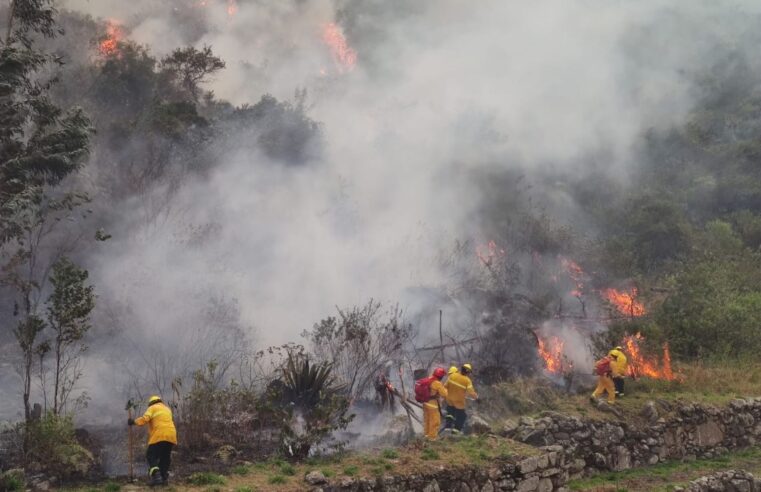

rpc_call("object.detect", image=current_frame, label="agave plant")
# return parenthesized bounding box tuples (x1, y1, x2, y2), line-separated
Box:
(272, 352, 353, 460)
(281, 353, 344, 409)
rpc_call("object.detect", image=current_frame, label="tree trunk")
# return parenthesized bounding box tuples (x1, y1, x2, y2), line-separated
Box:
(39, 353, 47, 413)
(23, 352, 31, 422)
(53, 335, 62, 415)
(5, 0, 15, 45)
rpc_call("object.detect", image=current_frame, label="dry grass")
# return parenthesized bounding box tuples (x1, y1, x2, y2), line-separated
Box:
(480, 360, 761, 426)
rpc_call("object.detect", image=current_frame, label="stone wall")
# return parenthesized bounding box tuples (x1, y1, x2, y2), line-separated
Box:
(315, 447, 571, 492)
(677, 470, 761, 492)
(502, 398, 761, 478)
(308, 398, 761, 491)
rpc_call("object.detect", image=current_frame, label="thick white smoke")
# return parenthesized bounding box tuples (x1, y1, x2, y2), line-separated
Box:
(43, 0, 761, 420)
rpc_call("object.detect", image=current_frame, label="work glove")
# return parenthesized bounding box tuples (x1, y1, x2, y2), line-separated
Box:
(127, 418, 135, 426)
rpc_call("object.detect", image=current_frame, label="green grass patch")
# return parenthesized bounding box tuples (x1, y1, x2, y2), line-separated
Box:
(231, 464, 251, 475)
(321, 468, 335, 478)
(569, 447, 761, 491)
(187, 472, 226, 486)
(421, 447, 440, 460)
(103, 483, 121, 492)
(268, 475, 287, 484)
(381, 449, 399, 459)
(234, 487, 255, 492)
(279, 463, 296, 476)
(343, 465, 359, 476)
(1, 475, 23, 492)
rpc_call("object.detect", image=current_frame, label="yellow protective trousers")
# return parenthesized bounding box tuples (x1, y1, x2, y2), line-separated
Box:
(592, 375, 616, 403)
(423, 402, 441, 439)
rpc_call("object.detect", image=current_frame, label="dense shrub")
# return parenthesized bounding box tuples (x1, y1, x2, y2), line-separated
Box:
(24, 414, 94, 479)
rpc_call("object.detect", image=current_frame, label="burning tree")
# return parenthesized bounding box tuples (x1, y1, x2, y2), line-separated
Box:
(98, 20, 124, 57)
(322, 22, 357, 72)
(536, 336, 569, 375)
(602, 288, 646, 318)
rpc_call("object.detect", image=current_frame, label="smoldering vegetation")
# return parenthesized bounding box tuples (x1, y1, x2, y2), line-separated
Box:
(5, 0, 761, 481)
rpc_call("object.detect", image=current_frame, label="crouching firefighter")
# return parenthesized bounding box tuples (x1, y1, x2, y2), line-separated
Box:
(415, 368, 448, 440)
(128, 395, 177, 486)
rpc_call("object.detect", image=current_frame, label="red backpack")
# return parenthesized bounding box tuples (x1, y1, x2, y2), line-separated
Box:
(594, 357, 611, 376)
(414, 376, 436, 403)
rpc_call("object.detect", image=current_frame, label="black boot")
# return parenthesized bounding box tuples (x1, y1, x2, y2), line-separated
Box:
(161, 471, 169, 486)
(149, 467, 162, 486)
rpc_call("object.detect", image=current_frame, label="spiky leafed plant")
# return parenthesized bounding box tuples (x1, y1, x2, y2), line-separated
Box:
(281, 353, 343, 409)
(269, 352, 353, 461)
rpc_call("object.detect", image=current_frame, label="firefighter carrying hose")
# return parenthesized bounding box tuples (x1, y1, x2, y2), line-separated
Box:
(608, 345, 628, 397)
(128, 395, 177, 486)
(444, 363, 478, 432)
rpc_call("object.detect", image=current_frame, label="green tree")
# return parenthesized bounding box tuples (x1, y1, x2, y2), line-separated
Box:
(0, 0, 91, 421)
(657, 250, 761, 358)
(12, 315, 45, 422)
(159, 45, 225, 101)
(0, 0, 90, 243)
(46, 257, 95, 414)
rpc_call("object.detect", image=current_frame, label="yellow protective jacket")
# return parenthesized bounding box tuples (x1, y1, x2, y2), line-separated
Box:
(135, 402, 177, 445)
(423, 380, 448, 409)
(608, 349, 628, 377)
(445, 372, 477, 410)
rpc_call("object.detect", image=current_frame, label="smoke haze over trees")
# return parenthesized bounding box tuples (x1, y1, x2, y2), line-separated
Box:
(3, 0, 761, 423)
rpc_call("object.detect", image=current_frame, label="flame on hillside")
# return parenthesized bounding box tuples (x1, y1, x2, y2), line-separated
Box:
(322, 22, 357, 72)
(476, 240, 506, 267)
(227, 0, 238, 17)
(99, 20, 124, 57)
(560, 257, 585, 297)
(537, 336, 570, 374)
(623, 332, 678, 381)
(602, 287, 646, 317)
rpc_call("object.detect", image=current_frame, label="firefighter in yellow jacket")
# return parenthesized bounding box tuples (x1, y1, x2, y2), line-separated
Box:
(591, 354, 617, 404)
(423, 368, 448, 440)
(128, 395, 177, 486)
(608, 346, 628, 397)
(444, 363, 478, 432)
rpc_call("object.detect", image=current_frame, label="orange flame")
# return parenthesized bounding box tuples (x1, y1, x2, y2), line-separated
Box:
(623, 332, 678, 381)
(99, 20, 124, 57)
(476, 240, 506, 267)
(537, 336, 566, 374)
(227, 0, 238, 17)
(322, 22, 357, 71)
(560, 257, 585, 297)
(602, 287, 646, 317)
